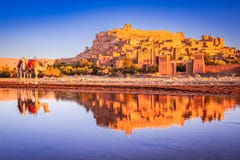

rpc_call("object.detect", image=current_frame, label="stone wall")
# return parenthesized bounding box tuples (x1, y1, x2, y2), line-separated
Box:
(205, 64, 240, 73)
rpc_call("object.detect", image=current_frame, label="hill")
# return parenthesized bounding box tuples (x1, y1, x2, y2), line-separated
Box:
(65, 24, 240, 67)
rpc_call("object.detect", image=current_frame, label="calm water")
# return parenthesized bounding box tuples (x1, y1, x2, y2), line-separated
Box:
(0, 89, 240, 160)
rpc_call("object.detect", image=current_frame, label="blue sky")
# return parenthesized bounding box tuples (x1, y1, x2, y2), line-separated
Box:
(0, 0, 239, 59)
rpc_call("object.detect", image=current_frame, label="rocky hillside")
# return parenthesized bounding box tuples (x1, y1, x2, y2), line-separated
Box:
(76, 24, 185, 59)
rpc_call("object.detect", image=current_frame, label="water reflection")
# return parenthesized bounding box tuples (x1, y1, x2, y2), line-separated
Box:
(55, 92, 240, 135)
(1, 88, 238, 134)
(1, 89, 240, 159)
(17, 89, 50, 115)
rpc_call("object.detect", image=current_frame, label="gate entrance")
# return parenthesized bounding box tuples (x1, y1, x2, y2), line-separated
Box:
(158, 53, 205, 75)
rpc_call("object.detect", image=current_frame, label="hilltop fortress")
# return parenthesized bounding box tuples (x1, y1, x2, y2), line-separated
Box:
(74, 24, 239, 75)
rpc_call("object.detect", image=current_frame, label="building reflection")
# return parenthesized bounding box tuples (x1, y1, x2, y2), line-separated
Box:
(55, 92, 239, 135)
(17, 89, 50, 115)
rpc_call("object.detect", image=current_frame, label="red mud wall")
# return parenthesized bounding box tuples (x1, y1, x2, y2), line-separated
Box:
(193, 53, 205, 74)
(205, 64, 240, 73)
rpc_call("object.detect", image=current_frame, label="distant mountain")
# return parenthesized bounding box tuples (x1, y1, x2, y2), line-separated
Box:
(0, 58, 55, 68)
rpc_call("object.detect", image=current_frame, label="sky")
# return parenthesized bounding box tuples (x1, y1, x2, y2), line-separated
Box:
(0, 0, 239, 59)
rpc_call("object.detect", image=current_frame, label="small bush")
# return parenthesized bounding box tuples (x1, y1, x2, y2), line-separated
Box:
(43, 67, 61, 77)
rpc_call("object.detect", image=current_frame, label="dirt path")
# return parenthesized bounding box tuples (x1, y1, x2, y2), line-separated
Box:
(0, 76, 240, 95)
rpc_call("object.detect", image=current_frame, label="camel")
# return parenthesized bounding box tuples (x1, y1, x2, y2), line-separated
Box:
(26, 58, 48, 84)
(17, 57, 48, 84)
(17, 57, 28, 84)
(17, 89, 50, 115)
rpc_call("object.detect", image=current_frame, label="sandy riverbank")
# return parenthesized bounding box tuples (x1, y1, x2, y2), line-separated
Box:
(0, 75, 240, 95)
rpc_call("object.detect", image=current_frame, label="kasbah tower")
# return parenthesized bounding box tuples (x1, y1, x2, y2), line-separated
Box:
(75, 24, 240, 75)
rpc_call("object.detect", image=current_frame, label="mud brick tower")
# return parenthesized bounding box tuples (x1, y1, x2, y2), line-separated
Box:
(193, 53, 205, 74)
(158, 55, 172, 75)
